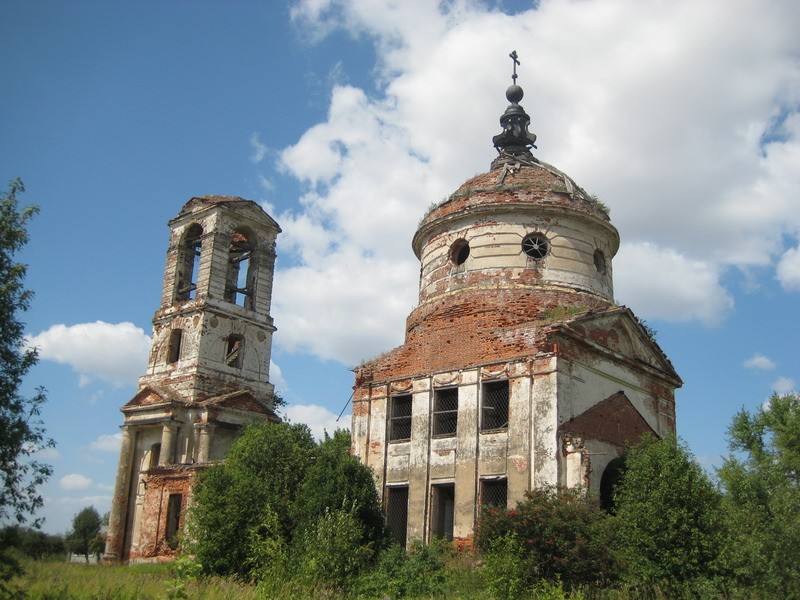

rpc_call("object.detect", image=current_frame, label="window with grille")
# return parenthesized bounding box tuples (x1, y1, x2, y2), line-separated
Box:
(385, 486, 409, 547)
(389, 395, 412, 442)
(481, 478, 507, 509)
(481, 380, 509, 431)
(433, 388, 458, 437)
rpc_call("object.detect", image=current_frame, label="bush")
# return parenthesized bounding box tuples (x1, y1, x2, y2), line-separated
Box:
(476, 486, 616, 589)
(354, 541, 447, 599)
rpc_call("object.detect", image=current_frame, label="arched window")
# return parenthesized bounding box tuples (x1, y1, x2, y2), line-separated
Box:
(167, 329, 182, 364)
(149, 443, 162, 469)
(600, 456, 626, 512)
(225, 334, 244, 369)
(225, 230, 254, 309)
(175, 224, 203, 302)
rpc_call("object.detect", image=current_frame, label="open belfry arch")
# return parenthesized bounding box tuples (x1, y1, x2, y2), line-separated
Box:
(351, 53, 681, 547)
(104, 196, 281, 562)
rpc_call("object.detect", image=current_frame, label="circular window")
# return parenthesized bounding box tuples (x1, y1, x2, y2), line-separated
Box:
(522, 233, 549, 259)
(594, 249, 607, 275)
(450, 239, 470, 265)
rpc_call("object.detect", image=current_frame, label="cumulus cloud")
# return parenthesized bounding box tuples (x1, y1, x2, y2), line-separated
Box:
(744, 353, 777, 371)
(777, 245, 800, 290)
(269, 360, 287, 389)
(772, 377, 796, 395)
(89, 433, 122, 453)
(60, 473, 92, 491)
(28, 321, 150, 386)
(266, 0, 800, 365)
(284, 403, 350, 441)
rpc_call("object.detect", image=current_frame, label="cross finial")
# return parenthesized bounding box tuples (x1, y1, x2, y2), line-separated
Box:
(510, 50, 520, 84)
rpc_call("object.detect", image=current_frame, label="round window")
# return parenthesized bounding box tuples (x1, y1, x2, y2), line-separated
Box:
(450, 239, 470, 265)
(522, 233, 549, 259)
(594, 249, 607, 275)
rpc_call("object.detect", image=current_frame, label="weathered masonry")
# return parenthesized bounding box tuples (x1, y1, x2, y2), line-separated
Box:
(351, 58, 681, 548)
(104, 196, 281, 562)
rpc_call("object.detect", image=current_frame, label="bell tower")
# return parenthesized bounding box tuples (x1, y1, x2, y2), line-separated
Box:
(105, 196, 281, 563)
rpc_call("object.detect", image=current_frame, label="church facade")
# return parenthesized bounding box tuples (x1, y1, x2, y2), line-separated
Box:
(351, 63, 681, 547)
(104, 196, 281, 562)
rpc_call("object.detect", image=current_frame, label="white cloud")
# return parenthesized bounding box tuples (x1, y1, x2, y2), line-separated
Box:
(772, 376, 796, 395)
(60, 473, 92, 491)
(28, 321, 150, 386)
(283, 403, 350, 441)
(744, 353, 777, 371)
(268, 0, 800, 365)
(269, 360, 287, 389)
(777, 245, 800, 290)
(89, 433, 122, 453)
(250, 132, 268, 164)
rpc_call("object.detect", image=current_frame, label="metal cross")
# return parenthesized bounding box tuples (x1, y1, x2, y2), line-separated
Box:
(510, 50, 520, 84)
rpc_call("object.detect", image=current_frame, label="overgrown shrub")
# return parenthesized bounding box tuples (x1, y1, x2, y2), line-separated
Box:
(354, 541, 447, 599)
(475, 486, 616, 589)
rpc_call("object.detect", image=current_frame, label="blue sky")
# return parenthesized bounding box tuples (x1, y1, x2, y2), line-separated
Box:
(2, 0, 798, 534)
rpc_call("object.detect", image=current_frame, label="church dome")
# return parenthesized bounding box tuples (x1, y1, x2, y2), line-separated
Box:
(411, 55, 619, 309)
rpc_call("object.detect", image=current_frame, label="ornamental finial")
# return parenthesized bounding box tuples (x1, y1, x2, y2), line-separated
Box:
(492, 50, 538, 163)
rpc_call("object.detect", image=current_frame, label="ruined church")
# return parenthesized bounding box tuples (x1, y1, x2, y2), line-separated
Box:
(350, 58, 681, 547)
(105, 55, 680, 560)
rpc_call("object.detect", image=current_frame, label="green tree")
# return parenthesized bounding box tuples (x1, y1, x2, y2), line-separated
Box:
(187, 421, 316, 577)
(717, 393, 800, 597)
(68, 506, 102, 562)
(293, 429, 386, 547)
(613, 434, 724, 591)
(0, 178, 53, 527)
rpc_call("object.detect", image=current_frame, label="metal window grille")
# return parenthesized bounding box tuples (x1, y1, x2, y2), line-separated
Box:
(389, 395, 412, 441)
(433, 388, 458, 437)
(385, 486, 409, 547)
(481, 478, 507, 509)
(481, 380, 509, 431)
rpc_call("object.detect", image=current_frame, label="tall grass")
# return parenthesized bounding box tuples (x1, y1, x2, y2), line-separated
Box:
(11, 559, 261, 600)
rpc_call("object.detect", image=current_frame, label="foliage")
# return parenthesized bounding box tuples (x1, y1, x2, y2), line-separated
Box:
(0, 525, 65, 559)
(354, 541, 447, 599)
(188, 423, 386, 587)
(717, 393, 800, 598)
(161, 554, 202, 600)
(475, 486, 616, 588)
(293, 429, 386, 548)
(292, 507, 374, 590)
(0, 178, 53, 528)
(187, 421, 315, 577)
(481, 533, 528, 600)
(613, 434, 724, 590)
(67, 506, 102, 562)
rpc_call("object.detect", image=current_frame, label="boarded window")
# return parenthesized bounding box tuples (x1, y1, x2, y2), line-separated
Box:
(225, 334, 244, 368)
(385, 486, 409, 548)
(480, 478, 507, 509)
(166, 493, 182, 547)
(176, 224, 202, 301)
(430, 483, 455, 541)
(167, 329, 182, 364)
(389, 395, 412, 442)
(481, 380, 509, 431)
(433, 388, 458, 437)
